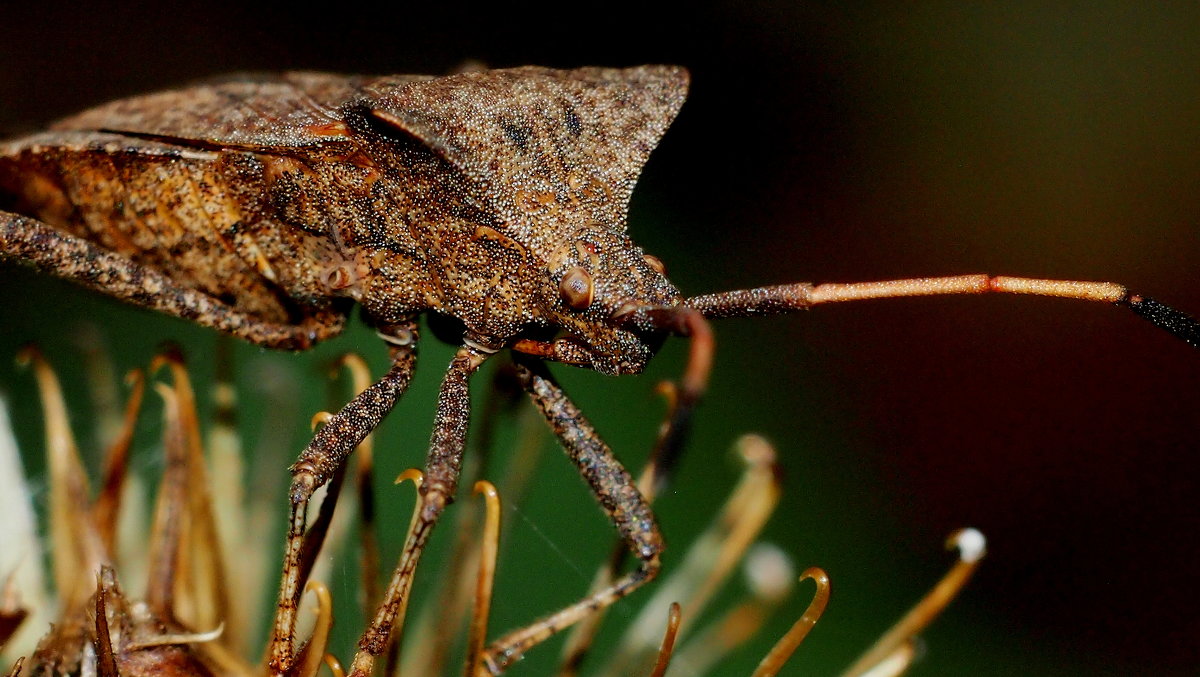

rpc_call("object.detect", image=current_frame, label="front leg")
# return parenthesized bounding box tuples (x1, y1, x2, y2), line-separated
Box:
(482, 360, 664, 674)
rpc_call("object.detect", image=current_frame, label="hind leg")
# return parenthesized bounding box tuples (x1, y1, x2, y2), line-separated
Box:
(0, 211, 345, 350)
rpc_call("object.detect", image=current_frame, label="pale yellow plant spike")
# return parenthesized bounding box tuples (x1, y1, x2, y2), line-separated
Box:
(339, 353, 382, 617)
(295, 582, 335, 677)
(842, 528, 987, 677)
(668, 543, 796, 674)
(207, 358, 257, 652)
(153, 353, 232, 638)
(125, 622, 226, 651)
(602, 434, 782, 676)
(856, 642, 916, 677)
(20, 348, 106, 609)
(145, 382, 188, 618)
(92, 368, 144, 554)
(75, 325, 124, 447)
(0, 397, 51, 662)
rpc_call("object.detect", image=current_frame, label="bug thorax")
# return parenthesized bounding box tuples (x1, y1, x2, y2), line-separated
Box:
(538, 224, 681, 375)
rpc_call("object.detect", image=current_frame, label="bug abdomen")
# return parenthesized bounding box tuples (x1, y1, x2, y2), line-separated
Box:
(0, 132, 297, 322)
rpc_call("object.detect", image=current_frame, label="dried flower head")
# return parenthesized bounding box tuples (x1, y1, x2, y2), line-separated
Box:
(0, 343, 978, 676)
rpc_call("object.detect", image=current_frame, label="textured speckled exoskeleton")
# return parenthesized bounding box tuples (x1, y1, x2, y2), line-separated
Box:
(2, 65, 1198, 675)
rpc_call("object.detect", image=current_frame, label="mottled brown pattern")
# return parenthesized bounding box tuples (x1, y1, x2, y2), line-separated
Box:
(0, 133, 294, 320)
(5, 64, 1200, 676)
(2, 66, 688, 375)
(288, 322, 419, 495)
(0, 65, 692, 676)
(53, 72, 386, 149)
(0, 213, 342, 349)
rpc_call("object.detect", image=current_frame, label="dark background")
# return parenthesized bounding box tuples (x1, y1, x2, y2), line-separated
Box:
(2, 2, 1200, 675)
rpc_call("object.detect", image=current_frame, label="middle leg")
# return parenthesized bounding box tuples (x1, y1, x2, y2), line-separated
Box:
(346, 342, 494, 677)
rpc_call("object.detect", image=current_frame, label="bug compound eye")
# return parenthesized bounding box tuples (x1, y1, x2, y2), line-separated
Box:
(643, 254, 666, 275)
(559, 266, 594, 310)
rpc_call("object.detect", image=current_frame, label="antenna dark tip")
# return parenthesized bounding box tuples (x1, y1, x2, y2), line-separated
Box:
(1124, 296, 1200, 349)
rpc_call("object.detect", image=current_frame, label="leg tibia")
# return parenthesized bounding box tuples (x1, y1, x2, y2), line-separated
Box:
(482, 363, 664, 673)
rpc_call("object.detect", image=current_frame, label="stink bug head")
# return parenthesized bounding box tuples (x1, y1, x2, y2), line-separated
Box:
(538, 224, 681, 375)
(334, 66, 691, 373)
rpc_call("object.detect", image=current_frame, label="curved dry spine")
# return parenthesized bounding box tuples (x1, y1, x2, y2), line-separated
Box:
(92, 368, 145, 552)
(600, 435, 782, 677)
(842, 528, 987, 677)
(344, 468, 426, 677)
(646, 602, 682, 677)
(93, 569, 118, 677)
(151, 352, 232, 637)
(642, 380, 680, 494)
(465, 480, 501, 677)
(293, 582, 335, 677)
(310, 412, 334, 431)
(751, 567, 832, 677)
(19, 347, 107, 609)
(124, 623, 226, 652)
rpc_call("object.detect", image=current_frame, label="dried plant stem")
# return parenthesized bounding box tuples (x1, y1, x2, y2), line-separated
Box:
(751, 567, 831, 677)
(465, 481, 501, 677)
(842, 529, 986, 677)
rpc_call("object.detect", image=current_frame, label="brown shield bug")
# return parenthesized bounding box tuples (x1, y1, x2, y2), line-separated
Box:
(1, 65, 1197, 675)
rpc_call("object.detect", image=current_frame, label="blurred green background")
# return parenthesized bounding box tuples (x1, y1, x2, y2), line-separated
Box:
(3, 3, 1200, 675)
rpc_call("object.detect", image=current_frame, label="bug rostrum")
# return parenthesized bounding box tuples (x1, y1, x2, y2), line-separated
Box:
(0, 65, 1197, 675)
